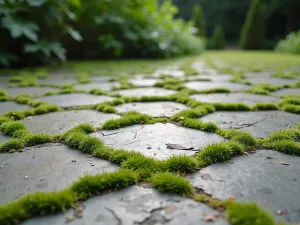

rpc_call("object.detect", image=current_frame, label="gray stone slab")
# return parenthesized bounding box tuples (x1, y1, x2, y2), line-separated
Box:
(184, 81, 249, 91)
(74, 82, 120, 91)
(112, 88, 176, 97)
(115, 102, 189, 118)
(0, 143, 118, 204)
(6, 87, 58, 97)
(0, 133, 10, 144)
(36, 93, 114, 108)
(153, 68, 185, 78)
(273, 88, 300, 97)
(200, 111, 300, 138)
(38, 77, 77, 86)
(188, 75, 232, 82)
(187, 150, 300, 223)
(246, 77, 297, 85)
(191, 93, 279, 106)
(22, 110, 120, 135)
(22, 185, 229, 225)
(90, 76, 113, 82)
(0, 101, 31, 115)
(129, 78, 160, 87)
(245, 72, 272, 78)
(91, 123, 224, 160)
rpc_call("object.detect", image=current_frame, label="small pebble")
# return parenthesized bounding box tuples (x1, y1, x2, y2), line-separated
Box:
(24, 176, 28, 179)
(0, 166, 2, 168)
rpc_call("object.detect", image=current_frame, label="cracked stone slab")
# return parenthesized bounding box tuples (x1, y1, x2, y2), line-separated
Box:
(129, 78, 160, 87)
(0, 101, 31, 115)
(115, 102, 189, 117)
(191, 93, 279, 106)
(91, 123, 224, 160)
(184, 81, 249, 91)
(187, 150, 300, 223)
(0, 143, 118, 205)
(22, 185, 229, 225)
(112, 88, 176, 97)
(35, 93, 114, 108)
(74, 82, 120, 91)
(273, 88, 300, 97)
(6, 87, 59, 97)
(246, 77, 297, 86)
(21, 110, 120, 135)
(200, 111, 300, 138)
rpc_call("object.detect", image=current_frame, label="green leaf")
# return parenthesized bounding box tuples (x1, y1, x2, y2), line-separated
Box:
(26, 0, 47, 7)
(1, 16, 39, 41)
(68, 0, 81, 7)
(24, 41, 66, 61)
(66, 28, 82, 41)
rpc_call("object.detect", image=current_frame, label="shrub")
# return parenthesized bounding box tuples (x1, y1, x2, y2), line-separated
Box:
(192, 4, 206, 38)
(211, 24, 226, 50)
(240, 0, 265, 49)
(275, 30, 300, 54)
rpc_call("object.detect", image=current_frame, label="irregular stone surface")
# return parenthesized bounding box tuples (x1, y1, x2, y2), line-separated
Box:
(0, 133, 10, 144)
(188, 75, 232, 82)
(246, 77, 297, 85)
(38, 77, 77, 86)
(74, 82, 120, 91)
(153, 66, 185, 78)
(273, 88, 300, 97)
(6, 87, 58, 97)
(112, 87, 176, 97)
(115, 102, 189, 117)
(191, 93, 279, 106)
(22, 110, 120, 135)
(90, 76, 113, 82)
(187, 150, 300, 223)
(184, 81, 249, 91)
(200, 111, 300, 138)
(91, 123, 224, 160)
(0, 101, 31, 115)
(129, 78, 160, 87)
(36, 93, 114, 108)
(22, 185, 229, 225)
(0, 143, 118, 204)
(245, 72, 272, 78)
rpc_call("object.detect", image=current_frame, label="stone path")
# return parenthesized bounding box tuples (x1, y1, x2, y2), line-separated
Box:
(0, 57, 300, 225)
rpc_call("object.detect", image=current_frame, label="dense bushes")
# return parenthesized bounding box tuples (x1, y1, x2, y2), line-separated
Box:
(0, 0, 204, 68)
(209, 24, 226, 49)
(275, 30, 300, 54)
(240, 0, 265, 49)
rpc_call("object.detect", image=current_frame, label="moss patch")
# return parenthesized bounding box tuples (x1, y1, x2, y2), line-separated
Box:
(227, 202, 274, 225)
(0, 139, 24, 153)
(252, 102, 278, 110)
(150, 172, 193, 197)
(0, 121, 26, 136)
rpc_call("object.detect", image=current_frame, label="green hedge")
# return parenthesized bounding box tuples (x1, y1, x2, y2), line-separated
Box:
(275, 30, 300, 54)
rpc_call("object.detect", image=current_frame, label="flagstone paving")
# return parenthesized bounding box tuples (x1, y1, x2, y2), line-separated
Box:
(0, 57, 300, 225)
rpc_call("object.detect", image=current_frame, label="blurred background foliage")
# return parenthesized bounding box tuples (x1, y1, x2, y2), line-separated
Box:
(0, 0, 204, 68)
(1, 0, 300, 69)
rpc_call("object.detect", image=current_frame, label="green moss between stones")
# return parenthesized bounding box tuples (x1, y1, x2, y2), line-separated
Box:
(77, 73, 90, 84)
(14, 94, 32, 104)
(181, 118, 218, 133)
(268, 140, 300, 156)
(23, 133, 53, 147)
(33, 104, 60, 115)
(196, 88, 231, 94)
(0, 121, 26, 136)
(71, 169, 137, 200)
(282, 104, 300, 114)
(213, 103, 251, 111)
(4, 111, 25, 120)
(92, 146, 114, 160)
(95, 102, 117, 113)
(246, 83, 281, 95)
(227, 202, 274, 225)
(163, 156, 198, 173)
(271, 71, 296, 79)
(89, 88, 108, 96)
(150, 172, 193, 197)
(171, 105, 215, 122)
(102, 112, 152, 130)
(121, 154, 158, 171)
(78, 136, 104, 154)
(252, 102, 278, 110)
(0, 139, 25, 153)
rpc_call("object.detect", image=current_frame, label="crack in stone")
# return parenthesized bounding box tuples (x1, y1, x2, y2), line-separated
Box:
(105, 207, 122, 225)
(134, 126, 145, 139)
(137, 207, 167, 225)
(230, 118, 266, 129)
